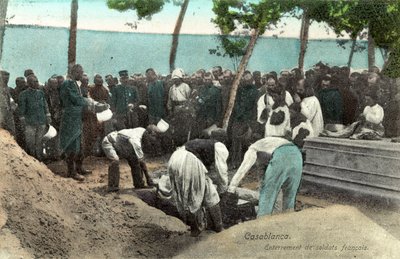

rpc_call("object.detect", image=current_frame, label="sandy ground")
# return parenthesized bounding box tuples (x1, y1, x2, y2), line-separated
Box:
(1, 128, 399, 258)
(176, 205, 400, 258)
(0, 130, 196, 258)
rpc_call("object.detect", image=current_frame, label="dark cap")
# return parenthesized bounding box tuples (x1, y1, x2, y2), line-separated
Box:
(119, 70, 129, 77)
(24, 69, 34, 78)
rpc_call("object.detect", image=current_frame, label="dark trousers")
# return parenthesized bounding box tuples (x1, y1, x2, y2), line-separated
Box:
(115, 135, 144, 188)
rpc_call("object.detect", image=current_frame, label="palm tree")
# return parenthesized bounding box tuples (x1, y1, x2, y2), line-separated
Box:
(68, 0, 78, 75)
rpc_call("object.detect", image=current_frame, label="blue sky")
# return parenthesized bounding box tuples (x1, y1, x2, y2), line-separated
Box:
(6, 0, 347, 39)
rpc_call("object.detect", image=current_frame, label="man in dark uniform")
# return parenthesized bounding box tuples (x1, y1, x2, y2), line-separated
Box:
(19, 75, 51, 161)
(110, 70, 138, 130)
(195, 72, 222, 134)
(59, 64, 108, 181)
(317, 74, 344, 126)
(10, 77, 27, 148)
(44, 76, 62, 160)
(229, 71, 258, 168)
(146, 68, 165, 124)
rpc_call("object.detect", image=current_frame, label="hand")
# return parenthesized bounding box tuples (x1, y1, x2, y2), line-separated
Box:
(127, 103, 134, 110)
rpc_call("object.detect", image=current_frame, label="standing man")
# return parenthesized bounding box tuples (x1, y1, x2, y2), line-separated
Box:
(229, 71, 258, 169)
(167, 68, 193, 146)
(196, 72, 222, 133)
(105, 74, 117, 92)
(89, 74, 110, 155)
(111, 70, 138, 130)
(44, 76, 62, 160)
(292, 79, 324, 136)
(59, 64, 89, 181)
(0, 70, 16, 136)
(146, 68, 165, 125)
(317, 74, 344, 127)
(220, 69, 233, 126)
(89, 74, 109, 103)
(10, 77, 27, 103)
(79, 74, 90, 97)
(19, 75, 51, 161)
(227, 137, 303, 217)
(11, 77, 28, 149)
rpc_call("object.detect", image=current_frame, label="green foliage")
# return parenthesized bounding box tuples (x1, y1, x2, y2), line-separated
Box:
(296, 0, 400, 77)
(211, 0, 296, 71)
(209, 35, 248, 58)
(107, 0, 165, 18)
(209, 35, 248, 70)
(212, 0, 295, 35)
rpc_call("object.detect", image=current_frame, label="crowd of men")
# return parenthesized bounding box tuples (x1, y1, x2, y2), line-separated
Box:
(1, 62, 400, 236)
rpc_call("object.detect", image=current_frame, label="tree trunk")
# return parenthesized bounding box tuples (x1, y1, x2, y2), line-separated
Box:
(0, 0, 8, 63)
(222, 29, 260, 130)
(68, 0, 78, 75)
(298, 12, 310, 71)
(367, 27, 375, 71)
(347, 37, 357, 68)
(169, 0, 189, 72)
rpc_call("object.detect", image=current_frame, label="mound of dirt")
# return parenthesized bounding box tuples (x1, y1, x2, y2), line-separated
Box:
(0, 129, 191, 258)
(177, 205, 400, 258)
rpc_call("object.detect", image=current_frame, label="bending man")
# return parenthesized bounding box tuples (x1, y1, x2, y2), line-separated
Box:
(228, 137, 303, 217)
(167, 138, 229, 236)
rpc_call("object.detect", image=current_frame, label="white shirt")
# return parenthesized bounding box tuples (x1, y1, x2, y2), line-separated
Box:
(257, 91, 293, 124)
(103, 128, 146, 160)
(300, 96, 324, 136)
(213, 142, 229, 193)
(292, 121, 315, 140)
(265, 105, 291, 137)
(167, 82, 192, 110)
(181, 141, 229, 193)
(364, 104, 384, 124)
(228, 137, 291, 192)
(168, 82, 191, 102)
